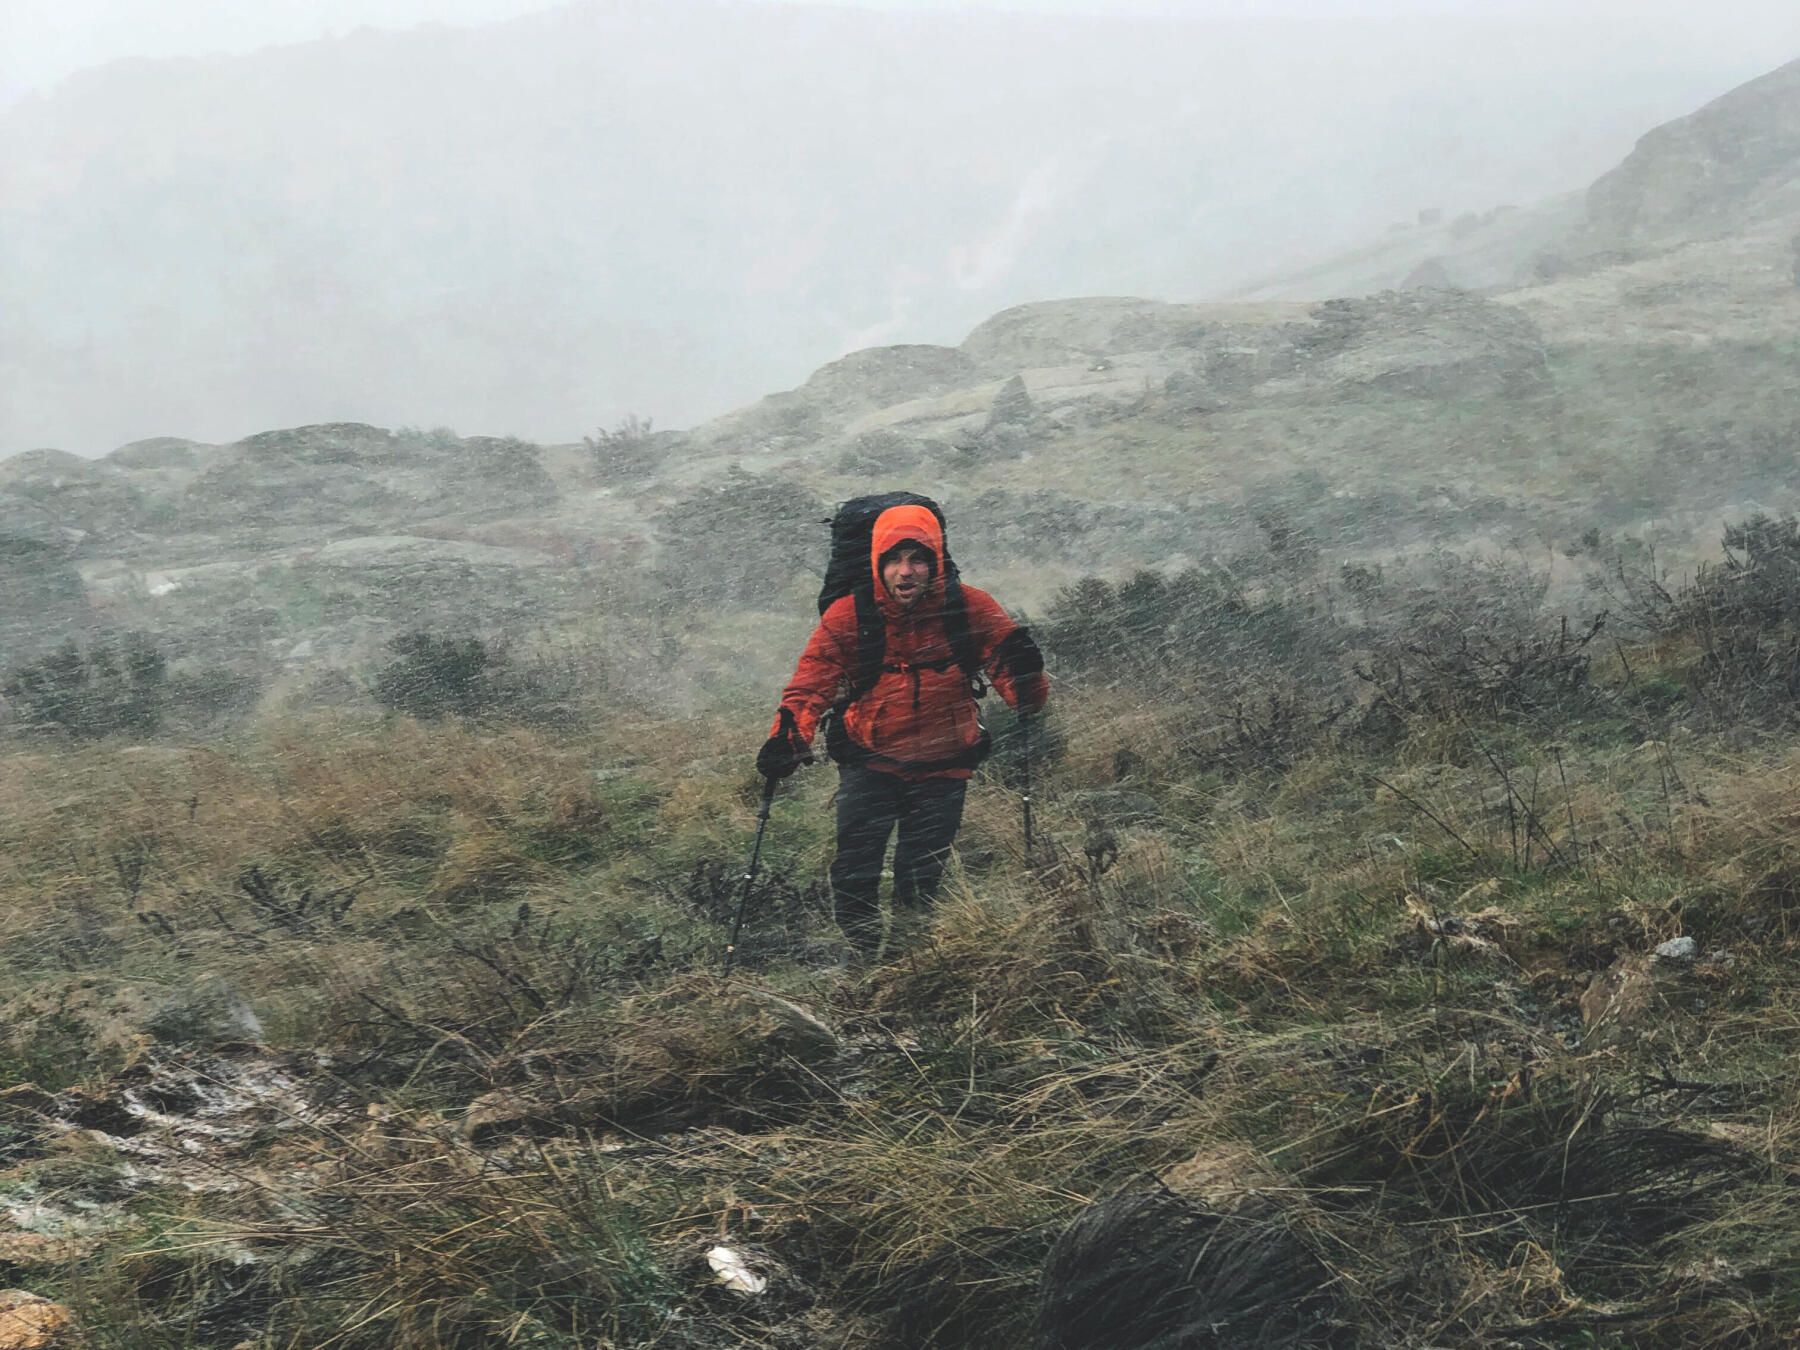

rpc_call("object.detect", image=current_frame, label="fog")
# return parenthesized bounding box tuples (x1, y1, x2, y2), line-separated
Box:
(2, 0, 1796, 456)
(14, 10, 1800, 1344)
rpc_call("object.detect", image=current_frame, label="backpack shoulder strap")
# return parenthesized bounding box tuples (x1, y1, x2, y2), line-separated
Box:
(846, 583, 886, 702)
(940, 568, 987, 693)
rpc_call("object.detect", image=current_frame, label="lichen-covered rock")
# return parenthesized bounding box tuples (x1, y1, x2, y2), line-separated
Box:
(729, 991, 840, 1062)
(1653, 935, 1699, 963)
(0, 1235, 94, 1271)
(799, 344, 979, 413)
(0, 1290, 78, 1349)
(1280, 290, 1551, 402)
(1580, 950, 1710, 1049)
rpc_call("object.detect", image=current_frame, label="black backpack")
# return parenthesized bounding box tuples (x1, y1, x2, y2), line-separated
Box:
(819, 491, 986, 714)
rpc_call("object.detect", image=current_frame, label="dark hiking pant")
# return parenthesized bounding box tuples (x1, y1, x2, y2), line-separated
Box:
(830, 763, 967, 953)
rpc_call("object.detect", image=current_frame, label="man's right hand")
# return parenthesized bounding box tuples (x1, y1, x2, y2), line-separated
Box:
(756, 708, 813, 779)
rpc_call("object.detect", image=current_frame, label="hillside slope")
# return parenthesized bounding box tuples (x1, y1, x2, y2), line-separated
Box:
(5, 57, 1800, 703)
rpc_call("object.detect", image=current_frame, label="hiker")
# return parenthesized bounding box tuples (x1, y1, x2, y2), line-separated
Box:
(757, 497, 1047, 955)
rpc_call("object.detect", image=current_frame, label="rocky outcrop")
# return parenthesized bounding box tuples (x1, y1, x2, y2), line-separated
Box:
(1586, 58, 1800, 247)
(690, 346, 983, 461)
(1232, 194, 1586, 301)
(0, 1290, 77, 1349)
(1242, 61, 1800, 296)
(1278, 290, 1551, 402)
(300, 535, 554, 572)
(0, 452, 151, 540)
(0, 502, 88, 660)
(959, 297, 1307, 375)
(0, 423, 561, 550)
(107, 437, 217, 471)
(692, 296, 1326, 463)
(181, 424, 558, 533)
(798, 345, 979, 415)
(1525, 58, 1800, 284)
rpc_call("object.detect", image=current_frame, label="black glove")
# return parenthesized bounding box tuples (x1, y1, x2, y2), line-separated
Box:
(756, 707, 813, 779)
(993, 628, 1047, 713)
(1017, 672, 1048, 716)
(994, 626, 1045, 678)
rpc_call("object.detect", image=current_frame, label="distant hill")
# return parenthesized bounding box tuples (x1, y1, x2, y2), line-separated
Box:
(6, 53, 1800, 689)
(1563, 56, 1800, 264)
(1226, 194, 1587, 301)
(2, 0, 1792, 458)
(1230, 56, 1800, 301)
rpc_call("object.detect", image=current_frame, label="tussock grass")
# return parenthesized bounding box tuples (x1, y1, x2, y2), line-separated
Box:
(6, 552, 1800, 1347)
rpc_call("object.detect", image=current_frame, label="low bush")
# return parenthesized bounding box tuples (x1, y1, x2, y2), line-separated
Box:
(2, 631, 167, 738)
(1041, 564, 1343, 690)
(1353, 612, 1605, 726)
(585, 413, 662, 482)
(372, 631, 491, 720)
(1655, 513, 1800, 715)
(370, 630, 591, 726)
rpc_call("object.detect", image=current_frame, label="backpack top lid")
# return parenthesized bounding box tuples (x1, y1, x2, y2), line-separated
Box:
(819, 491, 952, 615)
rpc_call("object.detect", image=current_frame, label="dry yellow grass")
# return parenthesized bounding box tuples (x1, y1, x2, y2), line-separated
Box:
(3, 619, 1800, 1347)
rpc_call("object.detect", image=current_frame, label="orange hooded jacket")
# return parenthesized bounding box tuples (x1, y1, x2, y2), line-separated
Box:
(771, 504, 1046, 780)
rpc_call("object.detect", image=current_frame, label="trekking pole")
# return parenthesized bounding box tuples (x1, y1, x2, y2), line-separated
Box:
(724, 776, 779, 976)
(1020, 712, 1035, 866)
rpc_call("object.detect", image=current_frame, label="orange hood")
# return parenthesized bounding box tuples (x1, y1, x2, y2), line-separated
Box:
(869, 505, 944, 605)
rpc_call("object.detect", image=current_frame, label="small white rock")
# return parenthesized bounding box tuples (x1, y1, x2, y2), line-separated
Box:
(706, 1245, 767, 1295)
(1653, 936, 1698, 962)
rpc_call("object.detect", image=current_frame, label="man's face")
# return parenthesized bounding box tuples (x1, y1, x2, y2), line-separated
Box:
(881, 544, 933, 609)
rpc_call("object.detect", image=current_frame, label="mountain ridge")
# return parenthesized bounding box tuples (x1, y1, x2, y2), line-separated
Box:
(6, 52, 1800, 693)
(4, 0, 1792, 456)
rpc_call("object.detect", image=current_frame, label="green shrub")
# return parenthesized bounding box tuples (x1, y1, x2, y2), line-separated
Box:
(163, 667, 264, 730)
(372, 632, 492, 720)
(3, 631, 167, 738)
(371, 631, 592, 725)
(585, 413, 661, 482)
(1042, 565, 1341, 688)
(1653, 513, 1800, 713)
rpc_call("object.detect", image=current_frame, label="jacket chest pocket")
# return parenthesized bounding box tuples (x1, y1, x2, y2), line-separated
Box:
(914, 665, 978, 750)
(859, 663, 968, 739)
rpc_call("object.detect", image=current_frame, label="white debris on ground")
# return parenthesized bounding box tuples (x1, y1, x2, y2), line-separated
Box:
(1, 1192, 128, 1242)
(706, 1245, 768, 1295)
(47, 1050, 346, 1195)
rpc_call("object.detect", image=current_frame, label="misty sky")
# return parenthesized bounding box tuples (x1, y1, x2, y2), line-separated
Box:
(4, 0, 1763, 100)
(6, 0, 1799, 454)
